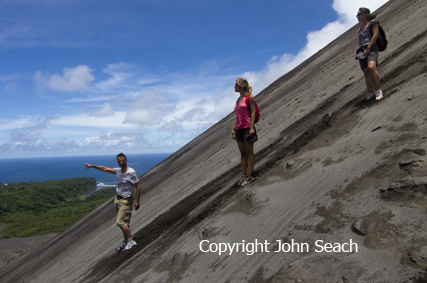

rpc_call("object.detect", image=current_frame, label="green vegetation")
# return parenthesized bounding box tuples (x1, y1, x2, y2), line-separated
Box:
(0, 178, 116, 238)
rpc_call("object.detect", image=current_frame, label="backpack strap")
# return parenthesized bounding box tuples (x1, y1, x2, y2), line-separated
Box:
(368, 20, 379, 36)
(245, 95, 251, 114)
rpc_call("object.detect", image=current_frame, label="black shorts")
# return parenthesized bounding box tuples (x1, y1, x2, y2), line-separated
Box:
(235, 127, 256, 142)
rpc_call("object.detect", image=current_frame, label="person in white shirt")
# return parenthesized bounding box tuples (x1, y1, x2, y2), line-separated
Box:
(84, 152, 141, 251)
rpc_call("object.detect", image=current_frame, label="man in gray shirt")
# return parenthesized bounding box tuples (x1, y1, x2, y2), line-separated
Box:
(84, 153, 141, 251)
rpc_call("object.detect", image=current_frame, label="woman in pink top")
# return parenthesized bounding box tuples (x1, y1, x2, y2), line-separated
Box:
(231, 77, 257, 186)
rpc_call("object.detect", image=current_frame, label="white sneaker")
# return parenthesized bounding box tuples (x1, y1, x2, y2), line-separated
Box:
(375, 90, 383, 100)
(367, 93, 374, 100)
(117, 240, 127, 251)
(246, 176, 256, 185)
(123, 240, 137, 251)
(237, 176, 246, 186)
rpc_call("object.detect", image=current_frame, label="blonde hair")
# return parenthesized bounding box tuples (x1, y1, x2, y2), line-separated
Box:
(236, 77, 253, 96)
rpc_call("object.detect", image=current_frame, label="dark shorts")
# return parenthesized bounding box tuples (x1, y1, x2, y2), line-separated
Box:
(235, 127, 256, 142)
(359, 49, 379, 70)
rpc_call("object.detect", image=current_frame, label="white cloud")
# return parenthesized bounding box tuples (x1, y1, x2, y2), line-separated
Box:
(96, 63, 136, 93)
(0, 118, 30, 131)
(52, 112, 130, 129)
(332, 0, 389, 23)
(90, 103, 115, 117)
(9, 117, 54, 142)
(158, 120, 185, 133)
(124, 92, 176, 126)
(34, 65, 95, 93)
(99, 131, 143, 142)
(66, 95, 116, 103)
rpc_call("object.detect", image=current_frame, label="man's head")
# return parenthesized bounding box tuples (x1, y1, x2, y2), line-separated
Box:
(116, 152, 127, 169)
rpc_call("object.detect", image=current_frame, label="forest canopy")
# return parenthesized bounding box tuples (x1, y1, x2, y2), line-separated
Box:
(0, 177, 116, 238)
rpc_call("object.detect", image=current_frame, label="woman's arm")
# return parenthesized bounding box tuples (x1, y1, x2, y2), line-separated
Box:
(249, 96, 256, 136)
(231, 117, 237, 139)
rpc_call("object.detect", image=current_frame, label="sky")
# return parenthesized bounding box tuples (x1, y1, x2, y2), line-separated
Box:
(0, 0, 389, 159)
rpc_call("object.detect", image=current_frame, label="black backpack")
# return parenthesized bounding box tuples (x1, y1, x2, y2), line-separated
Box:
(369, 20, 388, 52)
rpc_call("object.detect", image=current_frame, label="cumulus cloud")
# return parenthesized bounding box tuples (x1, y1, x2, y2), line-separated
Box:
(34, 65, 94, 93)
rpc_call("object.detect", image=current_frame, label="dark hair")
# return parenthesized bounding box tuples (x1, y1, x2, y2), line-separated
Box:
(116, 152, 127, 160)
(359, 7, 377, 21)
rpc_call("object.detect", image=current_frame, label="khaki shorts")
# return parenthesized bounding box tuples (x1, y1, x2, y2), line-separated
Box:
(114, 195, 133, 227)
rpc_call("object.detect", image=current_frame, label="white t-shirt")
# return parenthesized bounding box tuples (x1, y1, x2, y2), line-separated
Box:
(114, 167, 138, 198)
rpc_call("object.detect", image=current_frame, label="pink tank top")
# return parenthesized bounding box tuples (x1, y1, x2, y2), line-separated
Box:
(234, 97, 251, 129)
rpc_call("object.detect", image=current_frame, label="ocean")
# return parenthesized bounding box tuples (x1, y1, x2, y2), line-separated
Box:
(0, 153, 171, 185)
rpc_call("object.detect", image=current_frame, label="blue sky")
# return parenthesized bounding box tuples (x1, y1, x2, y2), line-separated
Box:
(0, 0, 389, 158)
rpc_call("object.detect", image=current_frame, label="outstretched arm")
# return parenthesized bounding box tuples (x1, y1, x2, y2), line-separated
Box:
(84, 163, 115, 174)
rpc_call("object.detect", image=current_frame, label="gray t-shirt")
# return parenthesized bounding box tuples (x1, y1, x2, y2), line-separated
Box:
(114, 167, 138, 198)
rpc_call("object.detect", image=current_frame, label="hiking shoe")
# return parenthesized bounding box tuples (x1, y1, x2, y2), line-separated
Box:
(375, 90, 383, 100)
(123, 240, 137, 251)
(237, 176, 247, 186)
(367, 93, 374, 100)
(117, 240, 127, 251)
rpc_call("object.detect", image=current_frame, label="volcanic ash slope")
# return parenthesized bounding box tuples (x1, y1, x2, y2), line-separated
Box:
(1, 0, 427, 282)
